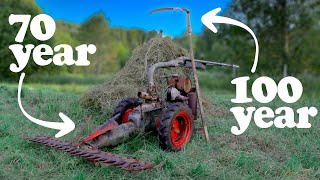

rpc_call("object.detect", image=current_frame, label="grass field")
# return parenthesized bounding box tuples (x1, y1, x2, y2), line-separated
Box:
(1, 73, 320, 179)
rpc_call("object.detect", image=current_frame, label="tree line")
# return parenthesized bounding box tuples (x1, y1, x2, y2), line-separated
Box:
(192, 0, 320, 76)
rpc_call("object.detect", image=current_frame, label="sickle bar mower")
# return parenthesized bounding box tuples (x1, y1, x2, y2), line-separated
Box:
(26, 136, 159, 171)
(26, 7, 239, 172)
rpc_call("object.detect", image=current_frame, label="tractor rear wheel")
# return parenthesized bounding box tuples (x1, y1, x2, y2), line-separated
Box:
(159, 103, 194, 151)
(112, 98, 140, 124)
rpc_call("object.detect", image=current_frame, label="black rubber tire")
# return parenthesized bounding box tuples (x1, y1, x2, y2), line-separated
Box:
(159, 103, 194, 152)
(112, 98, 140, 124)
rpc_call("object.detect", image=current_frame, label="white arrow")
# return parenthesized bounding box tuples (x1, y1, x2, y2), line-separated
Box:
(201, 8, 259, 73)
(18, 73, 75, 138)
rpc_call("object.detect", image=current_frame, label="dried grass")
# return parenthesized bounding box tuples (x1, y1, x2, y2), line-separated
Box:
(80, 35, 226, 117)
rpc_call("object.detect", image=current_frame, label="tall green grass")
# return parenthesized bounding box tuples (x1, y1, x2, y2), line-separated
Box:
(1, 79, 320, 179)
(28, 73, 110, 85)
(6, 73, 113, 94)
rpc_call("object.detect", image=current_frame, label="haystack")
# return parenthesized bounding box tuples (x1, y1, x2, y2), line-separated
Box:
(80, 35, 225, 117)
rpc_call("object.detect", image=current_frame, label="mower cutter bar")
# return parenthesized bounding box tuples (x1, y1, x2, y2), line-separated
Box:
(26, 136, 162, 171)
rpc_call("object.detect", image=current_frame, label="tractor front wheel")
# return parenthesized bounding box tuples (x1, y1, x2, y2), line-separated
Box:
(112, 98, 140, 124)
(159, 103, 194, 151)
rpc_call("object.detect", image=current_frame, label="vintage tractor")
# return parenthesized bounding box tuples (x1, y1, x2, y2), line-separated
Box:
(27, 7, 239, 171)
(80, 57, 238, 152)
(27, 57, 238, 171)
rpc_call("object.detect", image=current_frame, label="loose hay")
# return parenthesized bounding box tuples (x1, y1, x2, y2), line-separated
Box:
(80, 35, 226, 117)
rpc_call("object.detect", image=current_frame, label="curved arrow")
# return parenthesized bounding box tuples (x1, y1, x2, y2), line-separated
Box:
(18, 73, 75, 138)
(201, 8, 259, 73)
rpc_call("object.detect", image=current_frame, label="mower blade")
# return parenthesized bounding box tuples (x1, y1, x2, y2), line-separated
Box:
(26, 136, 162, 171)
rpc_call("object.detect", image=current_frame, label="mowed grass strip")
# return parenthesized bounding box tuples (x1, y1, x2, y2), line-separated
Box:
(0, 82, 320, 179)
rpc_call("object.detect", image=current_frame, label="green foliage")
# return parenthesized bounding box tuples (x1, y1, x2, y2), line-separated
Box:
(195, 0, 320, 76)
(53, 21, 81, 73)
(115, 42, 129, 68)
(301, 27, 320, 74)
(76, 13, 115, 74)
(0, 0, 57, 80)
(74, 13, 157, 74)
(109, 28, 157, 68)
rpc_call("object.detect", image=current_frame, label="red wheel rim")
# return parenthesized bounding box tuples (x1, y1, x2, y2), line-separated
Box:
(122, 106, 135, 123)
(171, 111, 191, 148)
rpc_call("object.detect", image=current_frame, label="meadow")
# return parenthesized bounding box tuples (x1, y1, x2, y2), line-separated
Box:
(0, 72, 320, 179)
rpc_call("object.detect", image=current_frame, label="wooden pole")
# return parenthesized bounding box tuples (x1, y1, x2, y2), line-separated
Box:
(186, 11, 209, 141)
(150, 7, 209, 141)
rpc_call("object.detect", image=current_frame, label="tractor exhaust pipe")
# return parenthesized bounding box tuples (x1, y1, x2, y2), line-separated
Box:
(188, 90, 197, 120)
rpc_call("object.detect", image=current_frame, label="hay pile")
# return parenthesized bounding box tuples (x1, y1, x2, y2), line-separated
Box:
(80, 35, 225, 117)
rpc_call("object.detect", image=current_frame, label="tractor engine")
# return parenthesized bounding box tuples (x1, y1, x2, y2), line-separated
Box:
(81, 59, 202, 150)
(165, 74, 197, 119)
(166, 74, 191, 101)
